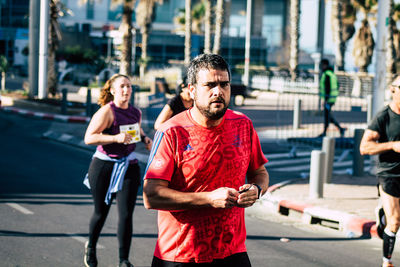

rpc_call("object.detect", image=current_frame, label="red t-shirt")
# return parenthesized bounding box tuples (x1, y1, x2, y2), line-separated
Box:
(144, 109, 268, 263)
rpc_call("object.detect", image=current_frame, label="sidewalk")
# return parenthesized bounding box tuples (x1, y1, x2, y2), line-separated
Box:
(0, 91, 380, 239)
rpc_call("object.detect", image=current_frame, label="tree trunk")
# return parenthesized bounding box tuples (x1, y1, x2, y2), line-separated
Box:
(352, 18, 374, 73)
(1, 72, 5, 91)
(120, 0, 135, 76)
(184, 0, 192, 65)
(387, 0, 397, 75)
(331, 0, 345, 71)
(212, 0, 223, 55)
(140, 30, 148, 79)
(289, 0, 300, 81)
(204, 0, 211, 54)
(48, 0, 61, 97)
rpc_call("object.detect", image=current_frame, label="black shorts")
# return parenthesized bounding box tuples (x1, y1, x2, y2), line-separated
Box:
(378, 176, 400, 198)
(151, 252, 251, 267)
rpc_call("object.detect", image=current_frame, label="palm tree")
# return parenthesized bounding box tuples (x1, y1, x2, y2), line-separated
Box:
(289, 0, 300, 81)
(204, 0, 211, 54)
(79, 0, 136, 76)
(393, 3, 400, 70)
(212, 0, 224, 55)
(387, 0, 397, 75)
(136, 0, 163, 78)
(119, 0, 136, 76)
(331, 0, 356, 71)
(0, 55, 8, 91)
(48, 0, 63, 97)
(184, 0, 192, 66)
(351, 0, 377, 73)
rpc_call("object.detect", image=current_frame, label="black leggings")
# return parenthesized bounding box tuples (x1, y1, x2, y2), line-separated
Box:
(87, 157, 141, 260)
(323, 102, 342, 132)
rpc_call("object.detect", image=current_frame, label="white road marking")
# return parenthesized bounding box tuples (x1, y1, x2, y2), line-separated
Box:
(6, 203, 34, 215)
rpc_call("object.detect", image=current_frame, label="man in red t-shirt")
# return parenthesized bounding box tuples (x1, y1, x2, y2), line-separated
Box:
(143, 54, 269, 267)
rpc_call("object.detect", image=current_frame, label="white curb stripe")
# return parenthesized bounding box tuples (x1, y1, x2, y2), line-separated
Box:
(66, 234, 105, 249)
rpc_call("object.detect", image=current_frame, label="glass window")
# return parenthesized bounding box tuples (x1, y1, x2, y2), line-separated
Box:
(262, 0, 285, 46)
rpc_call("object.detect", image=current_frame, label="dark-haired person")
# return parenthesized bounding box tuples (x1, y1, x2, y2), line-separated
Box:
(154, 76, 193, 130)
(143, 54, 269, 267)
(83, 74, 152, 267)
(318, 58, 346, 137)
(360, 75, 400, 267)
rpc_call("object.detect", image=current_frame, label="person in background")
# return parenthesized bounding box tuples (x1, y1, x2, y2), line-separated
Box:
(143, 54, 269, 267)
(318, 58, 346, 137)
(360, 75, 400, 267)
(83, 74, 152, 267)
(154, 76, 193, 130)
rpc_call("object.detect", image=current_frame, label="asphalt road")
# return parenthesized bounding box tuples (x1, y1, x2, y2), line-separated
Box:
(0, 111, 392, 267)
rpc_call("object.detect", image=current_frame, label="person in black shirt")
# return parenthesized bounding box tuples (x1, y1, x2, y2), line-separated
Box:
(360, 75, 400, 267)
(154, 77, 193, 130)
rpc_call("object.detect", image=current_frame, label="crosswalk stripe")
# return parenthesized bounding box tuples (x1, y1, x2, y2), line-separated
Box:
(6, 203, 34, 215)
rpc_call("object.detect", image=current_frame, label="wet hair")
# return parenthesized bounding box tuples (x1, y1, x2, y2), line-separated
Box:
(98, 74, 130, 106)
(187, 54, 231, 85)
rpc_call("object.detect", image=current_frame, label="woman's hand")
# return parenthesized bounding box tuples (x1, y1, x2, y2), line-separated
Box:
(115, 133, 132, 145)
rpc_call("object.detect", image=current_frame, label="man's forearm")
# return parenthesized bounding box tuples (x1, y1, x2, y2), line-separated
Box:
(143, 183, 210, 210)
(360, 141, 395, 155)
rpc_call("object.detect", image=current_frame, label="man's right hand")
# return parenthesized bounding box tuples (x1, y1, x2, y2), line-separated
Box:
(208, 187, 239, 209)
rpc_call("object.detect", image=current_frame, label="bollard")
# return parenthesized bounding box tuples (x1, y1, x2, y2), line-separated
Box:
(367, 94, 373, 123)
(293, 98, 302, 129)
(322, 136, 335, 183)
(353, 128, 365, 176)
(309, 150, 326, 199)
(86, 88, 92, 117)
(61, 88, 68, 115)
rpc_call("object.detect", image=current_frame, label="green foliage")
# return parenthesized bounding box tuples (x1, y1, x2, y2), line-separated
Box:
(57, 45, 101, 64)
(0, 55, 9, 73)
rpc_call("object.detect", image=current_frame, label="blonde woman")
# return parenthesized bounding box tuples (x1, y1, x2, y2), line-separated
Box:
(83, 74, 152, 267)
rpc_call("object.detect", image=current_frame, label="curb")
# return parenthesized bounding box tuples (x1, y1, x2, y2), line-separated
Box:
(260, 192, 378, 238)
(0, 106, 90, 123)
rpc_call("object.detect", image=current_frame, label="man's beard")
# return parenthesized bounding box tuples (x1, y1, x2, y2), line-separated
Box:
(195, 96, 228, 120)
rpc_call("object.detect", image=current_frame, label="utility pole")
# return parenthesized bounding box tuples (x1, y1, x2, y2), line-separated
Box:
(28, 0, 40, 98)
(243, 0, 252, 87)
(38, 0, 49, 99)
(316, 0, 325, 58)
(372, 0, 390, 116)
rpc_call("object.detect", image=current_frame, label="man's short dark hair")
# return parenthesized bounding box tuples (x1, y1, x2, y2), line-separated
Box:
(187, 54, 231, 85)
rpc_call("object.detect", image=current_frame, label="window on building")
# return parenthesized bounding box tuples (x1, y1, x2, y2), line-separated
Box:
(86, 0, 94, 20)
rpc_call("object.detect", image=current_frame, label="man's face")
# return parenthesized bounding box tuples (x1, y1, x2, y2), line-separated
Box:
(191, 68, 230, 120)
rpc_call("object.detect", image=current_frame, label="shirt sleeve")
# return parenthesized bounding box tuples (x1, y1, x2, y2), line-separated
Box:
(144, 130, 176, 182)
(248, 122, 268, 171)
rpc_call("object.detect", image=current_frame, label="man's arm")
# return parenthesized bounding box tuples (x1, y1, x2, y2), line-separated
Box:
(236, 165, 269, 208)
(359, 129, 400, 155)
(143, 179, 240, 210)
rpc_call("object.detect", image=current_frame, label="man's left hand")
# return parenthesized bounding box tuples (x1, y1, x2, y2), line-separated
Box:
(236, 184, 258, 208)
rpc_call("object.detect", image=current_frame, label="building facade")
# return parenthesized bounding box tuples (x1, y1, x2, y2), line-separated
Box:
(0, 0, 290, 75)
